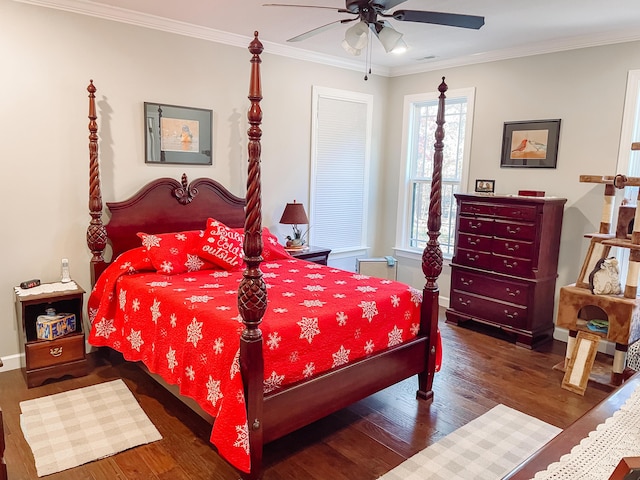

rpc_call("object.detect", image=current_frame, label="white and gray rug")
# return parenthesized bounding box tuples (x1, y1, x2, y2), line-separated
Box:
(20, 379, 162, 477)
(379, 404, 561, 480)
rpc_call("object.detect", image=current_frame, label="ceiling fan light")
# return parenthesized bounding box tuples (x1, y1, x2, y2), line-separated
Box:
(341, 38, 362, 56)
(391, 38, 408, 54)
(378, 25, 403, 53)
(344, 20, 369, 50)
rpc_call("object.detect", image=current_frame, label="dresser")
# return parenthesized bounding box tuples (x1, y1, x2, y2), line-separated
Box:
(446, 194, 566, 349)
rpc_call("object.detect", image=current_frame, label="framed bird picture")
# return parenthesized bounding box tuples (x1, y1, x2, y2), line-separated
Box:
(500, 119, 561, 168)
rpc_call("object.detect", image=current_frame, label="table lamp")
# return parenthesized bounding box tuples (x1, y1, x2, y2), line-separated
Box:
(279, 200, 309, 247)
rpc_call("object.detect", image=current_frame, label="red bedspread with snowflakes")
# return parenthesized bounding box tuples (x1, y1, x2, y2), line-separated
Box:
(88, 247, 423, 473)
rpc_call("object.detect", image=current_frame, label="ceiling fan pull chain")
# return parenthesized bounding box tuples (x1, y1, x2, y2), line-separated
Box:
(364, 26, 372, 81)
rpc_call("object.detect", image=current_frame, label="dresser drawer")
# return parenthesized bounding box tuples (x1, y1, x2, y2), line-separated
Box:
(458, 216, 494, 236)
(452, 269, 530, 305)
(493, 220, 537, 241)
(457, 233, 492, 253)
(459, 201, 495, 217)
(493, 204, 537, 221)
(25, 333, 85, 370)
(454, 248, 493, 270)
(492, 238, 534, 259)
(450, 292, 528, 329)
(492, 254, 533, 277)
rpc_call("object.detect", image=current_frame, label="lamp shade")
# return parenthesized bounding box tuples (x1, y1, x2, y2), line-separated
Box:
(342, 20, 369, 55)
(279, 201, 309, 225)
(377, 25, 403, 53)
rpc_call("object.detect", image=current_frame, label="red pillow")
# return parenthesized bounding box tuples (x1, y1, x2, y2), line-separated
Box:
(199, 219, 244, 270)
(231, 227, 292, 261)
(137, 230, 214, 274)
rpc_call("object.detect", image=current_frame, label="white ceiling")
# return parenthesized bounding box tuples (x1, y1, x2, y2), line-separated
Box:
(18, 0, 640, 76)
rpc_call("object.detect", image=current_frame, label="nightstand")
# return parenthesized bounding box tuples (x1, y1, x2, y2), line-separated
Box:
(15, 282, 88, 388)
(288, 245, 331, 265)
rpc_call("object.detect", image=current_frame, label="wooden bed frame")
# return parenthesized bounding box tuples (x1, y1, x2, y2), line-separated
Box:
(86, 32, 446, 480)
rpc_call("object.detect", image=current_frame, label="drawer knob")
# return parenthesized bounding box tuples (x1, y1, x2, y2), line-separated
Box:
(467, 254, 480, 262)
(505, 243, 519, 252)
(504, 310, 518, 320)
(50, 347, 63, 357)
(506, 288, 520, 297)
(468, 238, 479, 246)
(470, 222, 482, 229)
(461, 278, 474, 286)
(459, 298, 471, 307)
(503, 260, 518, 268)
(507, 226, 521, 234)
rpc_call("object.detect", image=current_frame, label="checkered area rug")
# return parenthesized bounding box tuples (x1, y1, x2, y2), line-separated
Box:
(20, 379, 162, 477)
(379, 404, 561, 480)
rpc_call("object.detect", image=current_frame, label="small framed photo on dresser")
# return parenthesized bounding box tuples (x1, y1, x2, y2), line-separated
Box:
(475, 179, 495, 193)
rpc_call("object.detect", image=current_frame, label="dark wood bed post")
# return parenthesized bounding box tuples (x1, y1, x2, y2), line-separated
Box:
(86, 80, 108, 286)
(238, 32, 267, 480)
(417, 77, 447, 400)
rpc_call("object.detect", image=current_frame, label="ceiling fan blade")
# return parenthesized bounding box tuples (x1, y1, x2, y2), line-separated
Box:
(377, 0, 408, 11)
(263, 3, 350, 13)
(391, 10, 485, 29)
(287, 18, 356, 42)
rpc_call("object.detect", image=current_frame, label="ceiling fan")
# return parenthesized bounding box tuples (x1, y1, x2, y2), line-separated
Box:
(264, 0, 485, 55)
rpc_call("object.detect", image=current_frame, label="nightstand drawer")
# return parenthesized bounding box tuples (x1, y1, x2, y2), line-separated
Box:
(26, 333, 85, 370)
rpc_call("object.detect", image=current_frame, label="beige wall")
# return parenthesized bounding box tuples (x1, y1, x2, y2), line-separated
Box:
(384, 42, 640, 326)
(0, 0, 388, 366)
(2, 0, 640, 367)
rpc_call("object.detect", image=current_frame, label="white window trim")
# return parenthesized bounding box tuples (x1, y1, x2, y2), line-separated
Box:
(310, 86, 373, 254)
(616, 69, 640, 174)
(394, 87, 475, 257)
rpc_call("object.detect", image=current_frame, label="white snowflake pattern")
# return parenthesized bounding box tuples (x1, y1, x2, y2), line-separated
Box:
(336, 312, 347, 326)
(388, 326, 404, 347)
(333, 293, 346, 299)
(273, 307, 288, 314)
(206, 376, 223, 406)
(170, 313, 177, 327)
(409, 287, 423, 306)
(160, 260, 174, 273)
(94, 318, 116, 338)
(230, 349, 240, 379)
(404, 310, 412, 320)
(267, 332, 281, 350)
(305, 263, 322, 270)
(141, 234, 161, 249)
(282, 292, 295, 297)
(118, 289, 127, 310)
(381, 279, 392, 284)
(166, 347, 178, 372)
(169, 247, 179, 255)
(263, 272, 277, 279)
(213, 337, 224, 354)
(216, 306, 232, 311)
(283, 279, 295, 283)
(352, 274, 370, 280)
(200, 353, 208, 364)
(211, 271, 231, 278)
(297, 317, 320, 344)
(304, 285, 326, 292)
(186, 318, 203, 347)
(263, 371, 285, 393)
(127, 328, 144, 352)
(201, 283, 222, 289)
(88, 307, 98, 324)
(411, 323, 420, 336)
(120, 261, 134, 272)
(290, 351, 299, 363)
(185, 254, 205, 272)
(184, 277, 197, 282)
(185, 365, 195, 381)
(175, 232, 187, 241)
(305, 273, 325, 280)
(233, 423, 250, 454)
(147, 281, 171, 287)
(132, 298, 141, 311)
(187, 295, 213, 303)
(359, 300, 378, 323)
(356, 286, 378, 293)
(391, 294, 400, 307)
(151, 298, 161, 323)
(332, 345, 350, 367)
(335, 280, 347, 285)
(236, 390, 244, 403)
(303, 362, 315, 378)
(364, 340, 375, 354)
(301, 299, 325, 308)
(263, 261, 281, 268)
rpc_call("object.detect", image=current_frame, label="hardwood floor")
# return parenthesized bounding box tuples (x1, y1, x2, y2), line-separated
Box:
(1, 316, 612, 479)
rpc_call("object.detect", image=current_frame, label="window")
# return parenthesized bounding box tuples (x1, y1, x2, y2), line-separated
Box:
(310, 86, 372, 256)
(396, 87, 475, 259)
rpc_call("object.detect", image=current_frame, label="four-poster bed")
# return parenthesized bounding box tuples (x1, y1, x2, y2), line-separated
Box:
(86, 32, 446, 479)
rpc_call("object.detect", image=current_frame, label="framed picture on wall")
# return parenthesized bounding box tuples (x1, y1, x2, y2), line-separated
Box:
(144, 102, 213, 165)
(500, 119, 561, 168)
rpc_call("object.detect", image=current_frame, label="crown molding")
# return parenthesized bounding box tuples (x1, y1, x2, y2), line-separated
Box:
(14, 0, 640, 79)
(13, 0, 391, 76)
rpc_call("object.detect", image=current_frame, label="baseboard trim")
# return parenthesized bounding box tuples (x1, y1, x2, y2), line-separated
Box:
(0, 353, 23, 372)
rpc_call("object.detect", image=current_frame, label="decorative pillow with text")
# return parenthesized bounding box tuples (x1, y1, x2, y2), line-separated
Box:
(199, 219, 244, 270)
